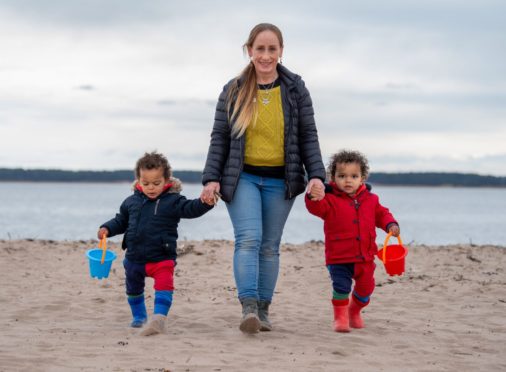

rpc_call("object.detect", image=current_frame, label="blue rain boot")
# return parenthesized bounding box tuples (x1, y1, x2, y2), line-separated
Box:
(154, 290, 173, 316)
(127, 294, 147, 328)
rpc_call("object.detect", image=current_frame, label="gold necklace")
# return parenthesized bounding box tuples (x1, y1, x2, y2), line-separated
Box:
(258, 80, 276, 105)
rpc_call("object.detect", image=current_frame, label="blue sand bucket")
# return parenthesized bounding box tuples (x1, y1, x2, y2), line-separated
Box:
(86, 248, 117, 279)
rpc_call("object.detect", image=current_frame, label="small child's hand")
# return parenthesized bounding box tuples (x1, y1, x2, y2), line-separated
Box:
(97, 227, 109, 240)
(202, 191, 220, 206)
(388, 224, 400, 237)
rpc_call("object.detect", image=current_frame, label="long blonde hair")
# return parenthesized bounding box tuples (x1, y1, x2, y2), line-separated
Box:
(227, 23, 284, 138)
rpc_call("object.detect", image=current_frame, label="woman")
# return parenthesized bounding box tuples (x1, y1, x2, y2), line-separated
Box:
(201, 23, 326, 334)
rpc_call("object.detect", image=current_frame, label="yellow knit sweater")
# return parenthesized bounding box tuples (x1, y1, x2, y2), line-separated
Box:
(244, 86, 285, 166)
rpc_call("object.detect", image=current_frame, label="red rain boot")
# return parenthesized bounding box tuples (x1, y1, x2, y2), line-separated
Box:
(332, 299, 350, 333)
(349, 297, 368, 329)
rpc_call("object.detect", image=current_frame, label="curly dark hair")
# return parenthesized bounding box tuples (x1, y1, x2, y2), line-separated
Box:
(135, 151, 172, 180)
(328, 150, 370, 179)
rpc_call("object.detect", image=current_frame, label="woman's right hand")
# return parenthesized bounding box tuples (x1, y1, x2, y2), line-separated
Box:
(307, 178, 325, 201)
(97, 227, 109, 240)
(200, 181, 221, 205)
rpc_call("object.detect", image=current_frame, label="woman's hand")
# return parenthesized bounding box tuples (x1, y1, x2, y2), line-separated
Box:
(306, 178, 325, 201)
(200, 181, 221, 205)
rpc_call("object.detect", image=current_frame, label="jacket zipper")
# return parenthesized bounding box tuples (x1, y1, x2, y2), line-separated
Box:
(232, 134, 245, 197)
(227, 86, 244, 201)
(285, 84, 295, 199)
(154, 199, 160, 215)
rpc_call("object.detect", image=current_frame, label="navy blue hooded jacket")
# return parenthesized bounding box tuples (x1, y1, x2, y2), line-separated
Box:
(101, 179, 212, 264)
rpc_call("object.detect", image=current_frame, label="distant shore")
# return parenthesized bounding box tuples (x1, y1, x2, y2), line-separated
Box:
(1, 239, 505, 371)
(1, 168, 506, 187)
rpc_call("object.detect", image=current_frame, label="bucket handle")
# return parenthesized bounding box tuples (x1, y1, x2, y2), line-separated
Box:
(381, 232, 404, 263)
(98, 236, 107, 264)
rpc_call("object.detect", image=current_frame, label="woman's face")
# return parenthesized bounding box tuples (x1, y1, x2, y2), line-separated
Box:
(248, 30, 283, 82)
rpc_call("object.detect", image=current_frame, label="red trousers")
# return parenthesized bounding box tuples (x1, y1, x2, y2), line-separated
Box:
(124, 258, 175, 295)
(327, 260, 376, 299)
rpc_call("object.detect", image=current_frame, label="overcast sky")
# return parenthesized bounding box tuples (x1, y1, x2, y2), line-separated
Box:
(1, 0, 505, 176)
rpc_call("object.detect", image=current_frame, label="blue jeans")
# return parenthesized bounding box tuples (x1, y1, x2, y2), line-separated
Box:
(226, 172, 296, 302)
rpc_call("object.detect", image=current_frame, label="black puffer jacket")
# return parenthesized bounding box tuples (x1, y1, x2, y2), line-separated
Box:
(101, 178, 213, 264)
(202, 64, 326, 202)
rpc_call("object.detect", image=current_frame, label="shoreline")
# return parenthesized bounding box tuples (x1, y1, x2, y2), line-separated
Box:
(2, 168, 506, 188)
(1, 239, 505, 371)
(2, 180, 506, 189)
(2, 238, 506, 249)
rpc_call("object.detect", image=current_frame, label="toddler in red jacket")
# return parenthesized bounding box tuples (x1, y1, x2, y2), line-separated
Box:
(305, 150, 400, 332)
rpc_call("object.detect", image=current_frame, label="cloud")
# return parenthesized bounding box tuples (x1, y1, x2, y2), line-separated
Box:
(77, 85, 95, 91)
(0, 1, 505, 175)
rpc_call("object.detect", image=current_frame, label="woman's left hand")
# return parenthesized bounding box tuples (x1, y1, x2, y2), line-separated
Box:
(306, 178, 325, 201)
(200, 181, 220, 205)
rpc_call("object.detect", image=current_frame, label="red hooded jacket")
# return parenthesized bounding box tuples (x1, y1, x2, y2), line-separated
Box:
(305, 183, 397, 265)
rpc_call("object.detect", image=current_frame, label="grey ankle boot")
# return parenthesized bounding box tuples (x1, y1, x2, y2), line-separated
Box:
(239, 297, 261, 334)
(258, 300, 272, 331)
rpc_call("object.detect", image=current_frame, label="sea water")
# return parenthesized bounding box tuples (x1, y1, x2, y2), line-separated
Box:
(0, 182, 505, 246)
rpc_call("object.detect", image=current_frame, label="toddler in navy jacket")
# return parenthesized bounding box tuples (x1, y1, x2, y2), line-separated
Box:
(305, 150, 400, 332)
(98, 151, 214, 336)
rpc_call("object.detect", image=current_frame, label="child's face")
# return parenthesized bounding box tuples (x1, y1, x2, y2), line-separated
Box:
(138, 167, 168, 199)
(333, 162, 365, 196)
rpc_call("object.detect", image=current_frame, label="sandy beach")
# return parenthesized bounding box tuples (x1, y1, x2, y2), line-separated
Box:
(0, 239, 505, 372)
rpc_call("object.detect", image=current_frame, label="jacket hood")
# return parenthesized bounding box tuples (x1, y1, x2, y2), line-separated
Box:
(132, 176, 183, 196)
(325, 182, 372, 195)
(277, 64, 301, 88)
(167, 177, 182, 193)
(329, 182, 368, 198)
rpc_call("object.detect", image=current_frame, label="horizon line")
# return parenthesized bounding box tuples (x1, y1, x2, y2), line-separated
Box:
(1, 167, 506, 178)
